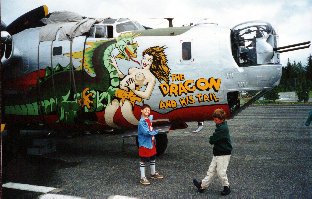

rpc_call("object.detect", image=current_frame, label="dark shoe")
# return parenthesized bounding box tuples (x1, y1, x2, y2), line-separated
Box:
(221, 186, 231, 196)
(193, 179, 205, 193)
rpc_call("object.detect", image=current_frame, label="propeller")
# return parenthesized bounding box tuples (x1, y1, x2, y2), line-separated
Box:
(1, 5, 49, 59)
(0, 20, 11, 59)
(6, 5, 48, 35)
(1, 29, 12, 59)
(0, 20, 6, 31)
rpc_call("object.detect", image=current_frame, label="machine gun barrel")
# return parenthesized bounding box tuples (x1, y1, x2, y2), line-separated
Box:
(274, 41, 311, 53)
(277, 45, 311, 53)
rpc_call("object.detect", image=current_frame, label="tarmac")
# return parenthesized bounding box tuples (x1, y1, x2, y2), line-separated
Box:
(2, 104, 312, 199)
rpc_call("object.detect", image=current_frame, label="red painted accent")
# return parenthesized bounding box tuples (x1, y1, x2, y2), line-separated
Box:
(5, 115, 43, 124)
(5, 114, 59, 125)
(113, 107, 137, 128)
(4, 104, 230, 131)
(43, 115, 59, 124)
(112, 104, 230, 129)
(96, 111, 106, 125)
(135, 104, 231, 122)
(4, 69, 46, 91)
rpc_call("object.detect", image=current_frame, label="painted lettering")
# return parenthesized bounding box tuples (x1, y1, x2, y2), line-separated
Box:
(159, 100, 177, 109)
(159, 77, 221, 97)
(184, 80, 196, 92)
(196, 93, 220, 103)
(159, 83, 170, 96)
(171, 74, 185, 81)
(179, 95, 195, 107)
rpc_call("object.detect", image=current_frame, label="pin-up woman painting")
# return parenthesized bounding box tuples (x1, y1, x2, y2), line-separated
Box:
(105, 46, 170, 127)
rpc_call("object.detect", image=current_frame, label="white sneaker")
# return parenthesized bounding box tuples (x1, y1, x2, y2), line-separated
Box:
(140, 177, 151, 185)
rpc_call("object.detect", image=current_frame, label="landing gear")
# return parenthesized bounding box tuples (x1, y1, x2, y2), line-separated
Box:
(3, 126, 21, 161)
(192, 121, 204, 133)
(227, 91, 240, 115)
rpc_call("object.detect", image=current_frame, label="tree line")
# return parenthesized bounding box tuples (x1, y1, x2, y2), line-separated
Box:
(263, 54, 312, 102)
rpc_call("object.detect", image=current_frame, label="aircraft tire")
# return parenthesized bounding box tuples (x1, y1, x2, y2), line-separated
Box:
(156, 133, 168, 156)
(2, 125, 21, 180)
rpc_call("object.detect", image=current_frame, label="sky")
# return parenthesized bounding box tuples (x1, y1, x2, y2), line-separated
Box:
(1, 0, 312, 66)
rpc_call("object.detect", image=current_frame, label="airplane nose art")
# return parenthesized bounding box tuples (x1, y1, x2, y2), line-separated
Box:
(125, 43, 138, 58)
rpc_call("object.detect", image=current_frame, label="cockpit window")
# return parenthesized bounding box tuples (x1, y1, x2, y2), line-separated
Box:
(117, 18, 129, 22)
(116, 21, 139, 33)
(95, 26, 106, 38)
(133, 21, 145, 30)
(182, 42, 192, 60)
(102, 18, 117, 24)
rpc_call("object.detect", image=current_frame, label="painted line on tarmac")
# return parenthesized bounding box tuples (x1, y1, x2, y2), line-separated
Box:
(39, 194, 85, 199)
(108, 196, 138, 199)
(2, 182, 57, 193)
(39, 194, 137, 199)
(3, 182, 137, 199)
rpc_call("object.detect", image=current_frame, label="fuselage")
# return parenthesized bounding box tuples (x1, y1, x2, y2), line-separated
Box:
(1, 18, 282, 131)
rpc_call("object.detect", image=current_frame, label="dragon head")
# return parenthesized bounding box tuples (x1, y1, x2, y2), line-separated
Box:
(115, 32, 139, 61)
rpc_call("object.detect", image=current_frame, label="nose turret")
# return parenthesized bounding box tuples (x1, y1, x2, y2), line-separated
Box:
(231, 21, 279, 67)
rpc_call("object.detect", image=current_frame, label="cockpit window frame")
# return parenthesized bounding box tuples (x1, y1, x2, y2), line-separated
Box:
(89, 25, 114, 38)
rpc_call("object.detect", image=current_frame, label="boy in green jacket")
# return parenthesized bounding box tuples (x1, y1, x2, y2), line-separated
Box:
(305, 110, 312, 126)
(193, 108, 232, 196)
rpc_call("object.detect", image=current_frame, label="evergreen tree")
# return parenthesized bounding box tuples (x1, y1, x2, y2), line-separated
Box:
(261, 55, 312, 103)
(294, 60, 310, 102)
(296, 79, 309, 102)
(284, 58, 292, 79)
(288, 60, 298, 90)
(264, 87, 279, 102)
(306, 54, 312, 94)
(306, 54, 312, 82)
(279, 59, 291, 91)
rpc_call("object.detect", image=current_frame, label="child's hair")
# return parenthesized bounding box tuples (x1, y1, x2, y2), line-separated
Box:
(141, 104, 151, 110)
(212, 108, 226, 120)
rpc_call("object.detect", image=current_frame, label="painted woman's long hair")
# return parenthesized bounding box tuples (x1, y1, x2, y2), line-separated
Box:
(142, 46, 170, 83)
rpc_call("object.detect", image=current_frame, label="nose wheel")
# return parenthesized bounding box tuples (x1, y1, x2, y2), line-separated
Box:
(155, 133, 168, 156)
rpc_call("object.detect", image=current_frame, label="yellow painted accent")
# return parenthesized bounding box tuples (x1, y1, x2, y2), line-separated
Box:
(115, 89, 142, 106)
(43, 5, 49, 16)
(80, 88, 94, 109)
(1, 124, 5, 133)
(71, 51, 83, 59)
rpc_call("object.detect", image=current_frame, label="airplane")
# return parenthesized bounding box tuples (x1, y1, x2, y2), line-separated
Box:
(1, 5, 310, 156)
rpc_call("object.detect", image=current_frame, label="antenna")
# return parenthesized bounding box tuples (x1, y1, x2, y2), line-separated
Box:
(164, 18, 174, 27)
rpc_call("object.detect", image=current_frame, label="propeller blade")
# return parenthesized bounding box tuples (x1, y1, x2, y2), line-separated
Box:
(6, 5, 49, 35)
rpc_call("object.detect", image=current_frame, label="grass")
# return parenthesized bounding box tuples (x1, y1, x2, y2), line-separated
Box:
(253, 100, 312, 105)
(246, 90, 312, 105)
